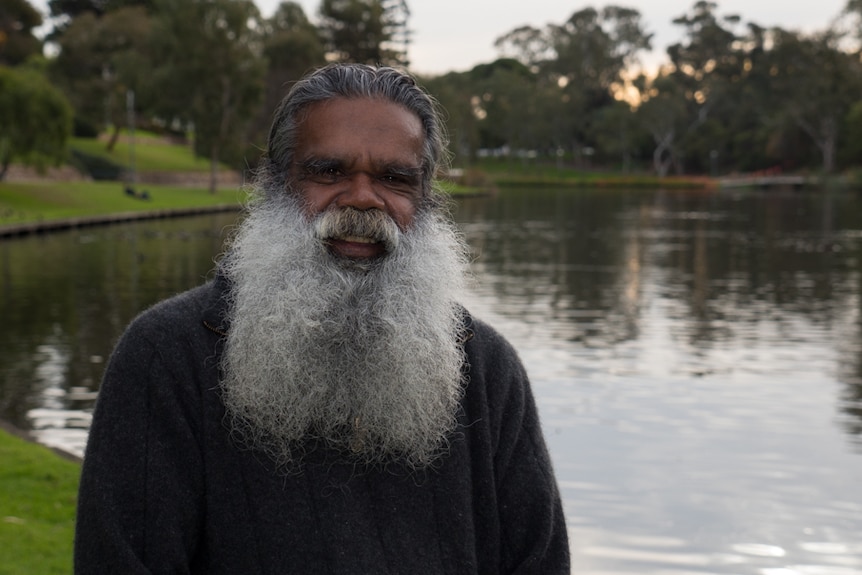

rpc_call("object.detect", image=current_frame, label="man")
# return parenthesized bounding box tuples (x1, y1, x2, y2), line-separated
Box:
(75, 63, 569, 574)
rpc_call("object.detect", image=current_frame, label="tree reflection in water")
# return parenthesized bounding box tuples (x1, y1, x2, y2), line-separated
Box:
(2, 189, 862, 573)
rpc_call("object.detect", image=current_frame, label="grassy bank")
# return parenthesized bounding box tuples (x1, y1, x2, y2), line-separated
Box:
(467, 158, 715, 189)
(70, 133, 215, 173)
(0, 180, 246, 229)
(0, 429, 80, 575)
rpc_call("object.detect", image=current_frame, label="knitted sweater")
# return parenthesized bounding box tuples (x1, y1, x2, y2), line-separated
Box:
(74, 276, 570, 574)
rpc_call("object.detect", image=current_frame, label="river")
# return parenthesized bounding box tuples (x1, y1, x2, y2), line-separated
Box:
(1, 186, 860, 574)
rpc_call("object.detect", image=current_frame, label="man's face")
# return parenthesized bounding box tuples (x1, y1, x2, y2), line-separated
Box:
(290, 97, 425, 261)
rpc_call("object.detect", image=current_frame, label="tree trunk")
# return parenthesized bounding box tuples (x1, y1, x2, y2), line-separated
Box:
(209, 143, 219, 194)
(652, 130, 674, 177)
(0, 145, 10, 181)
(106, 124, 121, 152)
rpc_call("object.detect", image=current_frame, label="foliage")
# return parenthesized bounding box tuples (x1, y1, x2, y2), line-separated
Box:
(9, 0, 862, 180)
(763, 29, 862, 172)
(0, 0, 43, 65)
(0, 429, 79, 575)
(149, 0, 265, 192)
(318, 0, 409, 66)
(69, 148, 126, 180)
(0, 65, 73, 180)
(47, 0, 154, 19)
(841, 100, 862, 166)
(49, 6, 154, 149)
(245, 1, 327, 159)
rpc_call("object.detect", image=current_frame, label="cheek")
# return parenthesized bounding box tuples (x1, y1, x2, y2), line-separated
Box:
(296, 186, 332, 218)
(388, 197, 419, 230)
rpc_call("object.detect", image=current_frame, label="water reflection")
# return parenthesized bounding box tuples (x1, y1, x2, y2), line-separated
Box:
(454, 187, 862, 574)
(1, 189, 861, 574)
(0, 214, 236, 450)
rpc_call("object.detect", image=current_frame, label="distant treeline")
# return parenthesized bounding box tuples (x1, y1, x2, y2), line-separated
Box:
(3, 0, 862, 185)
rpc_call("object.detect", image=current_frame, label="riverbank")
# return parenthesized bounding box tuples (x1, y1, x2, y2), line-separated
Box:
(0, 180, 245, 238)
(0, 422, 79, 575)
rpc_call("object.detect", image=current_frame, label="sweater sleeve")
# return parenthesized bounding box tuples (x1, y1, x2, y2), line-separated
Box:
(75, 304, 207, 574)
(467, 318, 570, 575)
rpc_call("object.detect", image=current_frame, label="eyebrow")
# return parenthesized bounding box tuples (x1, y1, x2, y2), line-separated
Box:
(296, 157, 343, 174)
(296, 156, 423, 178)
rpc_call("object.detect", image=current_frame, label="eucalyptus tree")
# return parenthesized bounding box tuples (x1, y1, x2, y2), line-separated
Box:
(494, 5, 652, 164)
(150, 0, 266, 192)
(421, 71, 480, 163)
(839, 0, 862, 170)
(317, 0, 410, 66)
(636, 72, 693, 176)
(762, 28, 861, 173)
(0, 0, 44, 65)
(47, 0, 154, 18)
(546, 6, 652, 161)
(643, 1, 746, 174)
(265, 1, 326, 78)
(247, 1, 326, 154)
(49, 6, 154, 146)
(494, 24, 554, 70)
(468, 59, 537, 153)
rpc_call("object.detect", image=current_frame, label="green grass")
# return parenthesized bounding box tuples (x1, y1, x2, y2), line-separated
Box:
(0, 181, 246, 227)
(69, 133, 230, 172)
(0, 430, 80, 575)
(466, 158, 714, 189)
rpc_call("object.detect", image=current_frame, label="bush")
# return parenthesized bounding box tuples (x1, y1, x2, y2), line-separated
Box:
(68, 149, 126, 181)
(73, 117, 100, 139)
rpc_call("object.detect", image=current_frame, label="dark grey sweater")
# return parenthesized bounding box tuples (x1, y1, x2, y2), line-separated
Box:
(74, 277, 570, 574)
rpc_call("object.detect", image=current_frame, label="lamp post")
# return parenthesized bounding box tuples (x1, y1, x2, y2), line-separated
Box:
(126, 89, 136, 191)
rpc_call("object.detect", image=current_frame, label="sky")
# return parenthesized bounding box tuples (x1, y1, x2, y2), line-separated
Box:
(257, 0, 853, 75)
(29, 0, 854, 75)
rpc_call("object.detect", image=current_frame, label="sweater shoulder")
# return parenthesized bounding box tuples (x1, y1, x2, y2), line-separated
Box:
(125, 281, 221, 340)
(462, 311, 525, 379)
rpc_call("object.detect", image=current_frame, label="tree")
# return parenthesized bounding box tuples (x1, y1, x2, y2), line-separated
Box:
(636, 72, 698, 176)
(0, 0, 43, 65)
(764, 29, 861, 172)
(421, 70, 480, 163)
(656, 1, 754, 174)
(318, 0, 409, 66)
(47, 0, 154, 19)
(0, 65, 73, 180)
(494, 25, 553, 69)
(150, 0, 265, 192)
(494, 6, 652, 163)
(249, 1, 326, 151)
(50, 6, 154, 147)
(841, 100, 862, 168)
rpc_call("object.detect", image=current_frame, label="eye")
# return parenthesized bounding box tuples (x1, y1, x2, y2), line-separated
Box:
(302, 161, 343, 183)
(381, 174, 408, 185)
(379, 169, 421, 192)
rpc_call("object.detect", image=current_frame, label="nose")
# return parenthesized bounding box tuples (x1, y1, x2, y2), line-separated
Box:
(336, 172, 386, 211)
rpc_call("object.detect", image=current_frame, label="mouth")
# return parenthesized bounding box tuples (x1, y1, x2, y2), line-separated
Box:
(314, 207, 400, 263)
(325, 235, 387, 260)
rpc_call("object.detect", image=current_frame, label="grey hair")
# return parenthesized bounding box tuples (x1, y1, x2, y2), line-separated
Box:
(260, 63, 449, 206)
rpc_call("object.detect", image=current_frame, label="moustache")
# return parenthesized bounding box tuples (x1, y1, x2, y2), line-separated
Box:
(313, 207, 401, 253)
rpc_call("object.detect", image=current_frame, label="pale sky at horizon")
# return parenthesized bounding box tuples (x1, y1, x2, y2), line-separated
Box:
(31, 0, 854, 75)
(261, 0, 853, 76)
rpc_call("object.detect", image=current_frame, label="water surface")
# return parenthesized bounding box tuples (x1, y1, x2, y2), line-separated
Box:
(1, 187, 860, 574)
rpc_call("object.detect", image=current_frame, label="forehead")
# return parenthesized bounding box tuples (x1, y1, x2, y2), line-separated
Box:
(295, 97, 425, 166)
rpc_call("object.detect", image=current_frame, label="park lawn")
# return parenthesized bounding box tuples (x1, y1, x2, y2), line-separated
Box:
(0, 181, 246, 226)
(69, 133, 224, 172)
(0, 430, 80, 575)
(474, 157, 714, 188)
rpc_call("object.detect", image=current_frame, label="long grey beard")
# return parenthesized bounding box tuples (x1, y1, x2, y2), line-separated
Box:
(219, 193, 470, 471)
